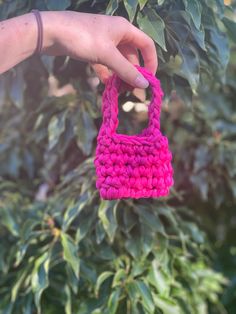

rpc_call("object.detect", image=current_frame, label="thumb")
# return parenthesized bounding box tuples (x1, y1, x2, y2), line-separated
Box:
(104, 48, 149, 89)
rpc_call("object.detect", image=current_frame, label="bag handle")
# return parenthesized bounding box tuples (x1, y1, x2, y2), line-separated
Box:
(101, 65, 164, 136)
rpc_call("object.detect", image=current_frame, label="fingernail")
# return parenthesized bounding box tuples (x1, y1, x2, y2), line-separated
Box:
(134, 74, 149, 89)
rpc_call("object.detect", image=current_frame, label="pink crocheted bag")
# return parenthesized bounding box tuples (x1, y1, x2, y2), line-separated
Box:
(94, 66, 173, 200)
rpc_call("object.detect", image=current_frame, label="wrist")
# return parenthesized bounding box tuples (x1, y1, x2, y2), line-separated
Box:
(12, 12, 55, 58)
(38, 11, 57, 53)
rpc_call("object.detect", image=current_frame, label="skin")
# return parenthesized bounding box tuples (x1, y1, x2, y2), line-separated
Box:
(0, 11, 158, 89)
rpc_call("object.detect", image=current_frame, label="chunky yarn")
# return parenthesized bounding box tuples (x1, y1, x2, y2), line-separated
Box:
(94, 66, 174, 200)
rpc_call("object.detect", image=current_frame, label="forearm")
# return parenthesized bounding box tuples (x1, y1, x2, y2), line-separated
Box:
(0, 10, 156, 88)
(0, 12, 54, 74)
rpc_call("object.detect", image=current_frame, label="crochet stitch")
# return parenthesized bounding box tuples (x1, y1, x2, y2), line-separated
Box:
(94, 65, 174, 200)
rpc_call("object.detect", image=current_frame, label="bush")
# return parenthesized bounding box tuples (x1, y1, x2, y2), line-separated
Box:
(0, 0, 235, 313)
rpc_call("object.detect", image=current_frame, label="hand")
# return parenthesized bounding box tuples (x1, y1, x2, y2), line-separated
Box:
(41, 11, 158, 89)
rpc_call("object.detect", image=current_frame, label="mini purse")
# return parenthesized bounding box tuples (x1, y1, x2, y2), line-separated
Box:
(94, 66, 173, 200)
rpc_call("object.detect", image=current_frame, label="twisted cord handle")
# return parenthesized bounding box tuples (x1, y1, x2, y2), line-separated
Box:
(101, 65, 164, 135)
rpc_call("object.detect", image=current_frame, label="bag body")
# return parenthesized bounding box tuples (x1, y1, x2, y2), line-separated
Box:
(94, 66, 173, 200)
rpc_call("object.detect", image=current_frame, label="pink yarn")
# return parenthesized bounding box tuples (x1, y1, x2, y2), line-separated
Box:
(94, 65, 174, 200)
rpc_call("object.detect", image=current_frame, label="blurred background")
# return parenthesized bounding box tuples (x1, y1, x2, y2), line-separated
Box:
(0, 0, 236, 313)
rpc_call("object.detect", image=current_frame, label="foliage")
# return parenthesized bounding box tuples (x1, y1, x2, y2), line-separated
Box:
(0, 0, 236, 313)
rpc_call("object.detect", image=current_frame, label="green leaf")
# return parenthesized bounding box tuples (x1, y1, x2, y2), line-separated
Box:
(136, 206, 166, 236)
(46, 0, 71, 10)
(131, 261, 145, 277)
(147, 260, 170, 296)
(91, 309, 103, 314)
(65, 285, 72, 314)
(125, 234, 142, 259)
(62, 192, 89, 231)
(15, 243, 29, 267)
(74, 107, 97, 155)
(11, 270, 27, 302)
(98, 200, 118, 242)
(155, 206, 178, 229)
(130, 302, 139, 314)
(206, 26, 229, 77)
(23, 149, 35, 179)
(165, 10, 206, 50)
(193, 145, 211, 173)
(183, 222, 205, 244)
(127, 281, 139, 300)
(136, 280, 155, 313)
(138, 0, 148, 10)
(137, 8, 167, 51)
(106, 0, 119, 15)
(123, 208, 137, 233)
(48, 111, 67, 150)
(183, 0, 202, 30)
(205, 0, 224, 18)
(22, 294, 34, 314)
(31, 252, 50, 314)
(76, 208, 97, 243)
(80, 260, 97, 284)
(223, 17, 236, 43)
(0, 207, 19, 237)
(61, 233, 80, 279)
(20, 218, 40, 242)
(176, 45, 200, 93)
(94, 241, 116, 260)
(2, 303, 14, 314)
(95, 220, 106, 244)
(95, 271, 114, 296)
(66, 264, 79, 294)
(112, 269, 126, 287)
(124, 0, 138, 22)
(165, 10, 203, 86)
(9, 66, 25, 109)
(190, 171, 209, 200)
(153, 295, 181, 314)
(107, 288, 121, 314)
(141, 223, 154, 257)
(8, 148, 21, 177)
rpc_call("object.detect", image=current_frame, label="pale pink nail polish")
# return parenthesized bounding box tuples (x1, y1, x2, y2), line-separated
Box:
(134, 74, 149, 89)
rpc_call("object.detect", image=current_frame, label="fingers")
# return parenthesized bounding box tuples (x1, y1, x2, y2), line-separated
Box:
(91, 45, 140, 84)
(103, 47, 149, 89)
(90, 63, 111, 83)
(124, 24, 158, 75)
(118, 44, 140, 66)
(118, 45, 146, 98)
